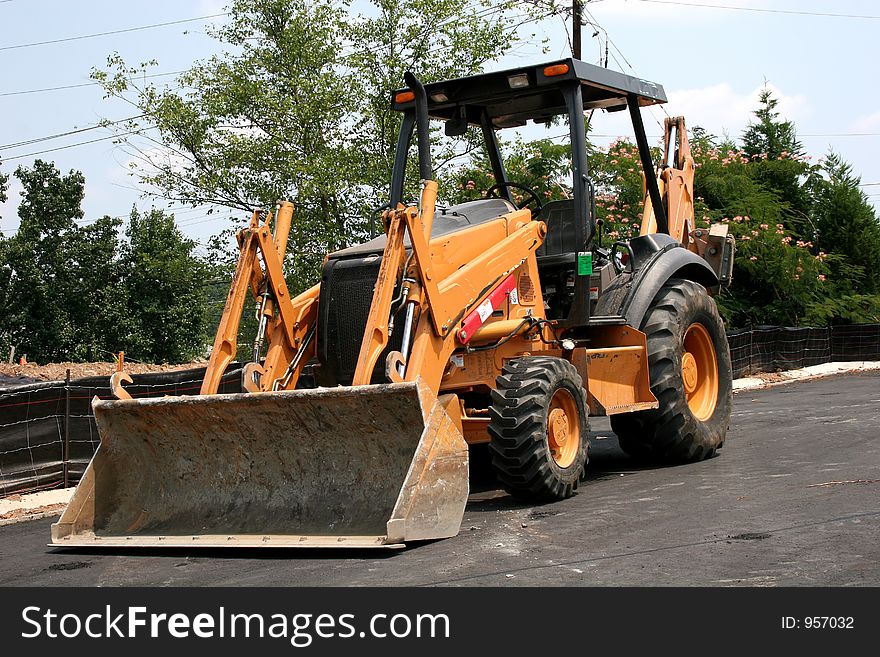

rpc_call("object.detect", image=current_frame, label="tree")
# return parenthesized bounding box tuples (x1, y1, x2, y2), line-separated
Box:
(93, 0, 521, 293)
(0, 161, 212, 364)
(0, 160, 86, 361)
(0, 160, 7, 214)
(120, 208, 211, 363)
(345, 0, 520, 208)
(742, 87, 803, 160)
(741, 88, 811, 229)
(95, 0, 352, 293)
(68, 215, 127, 360)
(808, 151, 880, 298)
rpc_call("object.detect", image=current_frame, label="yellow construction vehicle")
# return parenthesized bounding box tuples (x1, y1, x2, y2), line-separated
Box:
(52, 59, 734, 549)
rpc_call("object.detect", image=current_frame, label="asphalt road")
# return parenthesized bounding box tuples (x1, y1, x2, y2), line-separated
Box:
(2, 372, 878, 587)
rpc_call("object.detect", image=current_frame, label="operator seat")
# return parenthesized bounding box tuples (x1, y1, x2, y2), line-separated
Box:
(536, 199, 578, 269)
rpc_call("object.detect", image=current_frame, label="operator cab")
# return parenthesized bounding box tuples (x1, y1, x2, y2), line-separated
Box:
(389, 58, 667, 326)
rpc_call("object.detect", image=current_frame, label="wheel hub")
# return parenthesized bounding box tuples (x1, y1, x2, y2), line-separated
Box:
(681, 351, 698, 393)
(547, 389, 580, 468)
(682, 323, 719, 421)
(549, 408, 569, 446)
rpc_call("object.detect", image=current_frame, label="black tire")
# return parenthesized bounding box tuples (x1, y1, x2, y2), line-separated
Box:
(488, 357, 589, 501)
(610, 278, 732, 463)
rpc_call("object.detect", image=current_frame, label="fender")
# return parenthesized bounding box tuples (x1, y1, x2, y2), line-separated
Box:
(597, 234, 718, 329)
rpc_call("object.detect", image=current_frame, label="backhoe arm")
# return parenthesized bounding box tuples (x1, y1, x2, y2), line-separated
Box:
(640, 116, 696, 246)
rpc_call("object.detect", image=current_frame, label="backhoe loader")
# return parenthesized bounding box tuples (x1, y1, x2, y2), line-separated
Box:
(52, 59, 735, 549)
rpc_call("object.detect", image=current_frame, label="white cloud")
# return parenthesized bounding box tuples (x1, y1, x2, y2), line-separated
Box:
(851, 110, 880, 133)
(665, 82, 809, 139)
(555, 80, 809, 147)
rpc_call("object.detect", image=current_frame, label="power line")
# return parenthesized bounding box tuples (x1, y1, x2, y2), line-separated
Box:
(582, 6, 668, 127)
(801, 133, 880, 138)
(0, 115, 145, 151)
(0, 12, 230, 52)
(0, 4, 515, 98)
(632, 0, 880, 20)
(178, 213, 238, 229)
(1, 129, 152, 162)
(0, 7, 559, 171)
(0, 70, 185, 98)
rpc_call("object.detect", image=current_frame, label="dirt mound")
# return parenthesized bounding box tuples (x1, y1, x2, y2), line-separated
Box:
(0, 360, 207, 383)
(0, 502, 67, 522)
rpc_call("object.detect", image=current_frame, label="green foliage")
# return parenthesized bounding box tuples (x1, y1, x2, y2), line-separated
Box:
(808, 152, 880, 295)
(0, 160, 211, 364)
(0, 160, 91, 360)
(442, 137, 572, 206)
(347, 0, 518, 200)
(93, 0, 519, 294)
(0, 160, 7, 213)
(120, 208, 212, 363)
(709, 215, 828, 327)
(589, 138, 658, 243)
(438, 86, 880, 330)
(742, 88, 803, 160)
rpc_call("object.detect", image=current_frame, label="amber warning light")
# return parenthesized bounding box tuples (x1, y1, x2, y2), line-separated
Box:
(543, 64, 570, 77)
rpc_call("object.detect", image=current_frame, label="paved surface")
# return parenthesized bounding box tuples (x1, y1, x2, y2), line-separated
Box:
(1, 372, 878, 587)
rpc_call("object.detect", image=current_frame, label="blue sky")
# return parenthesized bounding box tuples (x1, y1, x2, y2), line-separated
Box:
(1, 0, 879, 249)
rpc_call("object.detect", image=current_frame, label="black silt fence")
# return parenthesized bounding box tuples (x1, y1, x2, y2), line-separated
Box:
(0, 365, 242, 497)
(728, 326, 831, 378)
(831, 324, 880, 362)
(2, 324, 880, 497)
(727, 324, 880, 378)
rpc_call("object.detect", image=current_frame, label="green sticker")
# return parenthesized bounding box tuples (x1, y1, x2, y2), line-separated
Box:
(577, 251, 593, 276)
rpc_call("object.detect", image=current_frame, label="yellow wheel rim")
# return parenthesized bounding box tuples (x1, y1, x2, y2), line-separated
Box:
(548, 388, 580, 468)
(682, 323, 718, 421)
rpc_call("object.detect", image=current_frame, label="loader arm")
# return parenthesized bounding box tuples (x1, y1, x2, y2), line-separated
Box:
(355, 70, 547, 395)
(352, 179, 546, 394)
(201, 202, 318, 395)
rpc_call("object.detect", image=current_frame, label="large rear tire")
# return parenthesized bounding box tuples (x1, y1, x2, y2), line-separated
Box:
(488, 357, 589, 500)
(610, 278, 732, 462)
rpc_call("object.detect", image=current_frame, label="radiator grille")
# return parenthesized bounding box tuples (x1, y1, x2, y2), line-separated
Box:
(317, 256, 405, 386)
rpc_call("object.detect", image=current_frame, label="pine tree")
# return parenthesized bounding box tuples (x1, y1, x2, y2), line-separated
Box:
(742, 87, 803, 159)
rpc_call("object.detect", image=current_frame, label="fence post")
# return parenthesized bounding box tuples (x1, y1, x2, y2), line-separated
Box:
(63, 369, 71, 489)
(748, 325, 753, 375)
(828, 325, 833, 362)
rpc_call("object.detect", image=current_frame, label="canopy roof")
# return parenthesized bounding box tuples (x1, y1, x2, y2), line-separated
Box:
(391, 57, 667, 129)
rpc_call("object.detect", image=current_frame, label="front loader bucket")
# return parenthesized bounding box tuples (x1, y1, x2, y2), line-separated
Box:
(51, 382, 469, 549)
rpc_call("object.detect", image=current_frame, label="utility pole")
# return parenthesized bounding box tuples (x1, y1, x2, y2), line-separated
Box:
(572, 0, 582, 59)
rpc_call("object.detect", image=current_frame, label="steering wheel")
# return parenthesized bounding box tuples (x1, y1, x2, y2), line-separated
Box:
(486, 181, 543, 215)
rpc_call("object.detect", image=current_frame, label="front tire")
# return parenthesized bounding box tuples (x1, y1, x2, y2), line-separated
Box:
(610, 278, 732, 462)
(488, 357, 589, 500)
